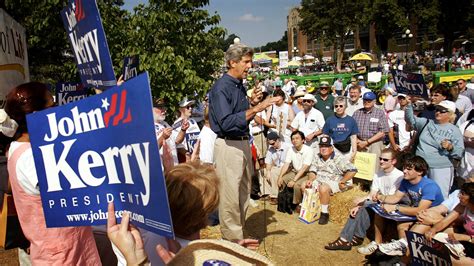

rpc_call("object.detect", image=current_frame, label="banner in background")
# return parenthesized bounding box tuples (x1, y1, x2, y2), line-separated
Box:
(60, 0, 116, 90)
(27, 72, 174, 238)
(122, 55, 139, 81)
(0, 9, 29, 108)
(391, 69, 429, 98)
(56, 82, 90, 106)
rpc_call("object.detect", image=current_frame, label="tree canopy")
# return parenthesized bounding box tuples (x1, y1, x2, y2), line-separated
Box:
(1, 0, 225, 112)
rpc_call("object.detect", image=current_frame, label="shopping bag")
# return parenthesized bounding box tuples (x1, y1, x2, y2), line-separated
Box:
(298, 188, 321, 224)
(0, 193, 29, 250)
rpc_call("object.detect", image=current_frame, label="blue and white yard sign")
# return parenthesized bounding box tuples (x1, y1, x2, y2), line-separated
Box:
(56, 82, 89, 106)
(27, 72, 174, 238)
(391, 70, 429, 98)
(122, 55, 140, 81)
(406, 232, 451, 266)
(60, 0, 117, 90)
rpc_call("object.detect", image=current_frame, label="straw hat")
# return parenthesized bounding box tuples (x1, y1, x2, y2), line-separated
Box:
(168, 239, 274, 266)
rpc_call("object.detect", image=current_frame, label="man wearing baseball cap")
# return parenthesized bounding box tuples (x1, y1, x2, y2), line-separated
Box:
(290, 93, 325, 147)
(306, 135, 357, 224)
(173, 96, 201, 162)
(314, 81, 335, 120)
(352, 91, 390, 171)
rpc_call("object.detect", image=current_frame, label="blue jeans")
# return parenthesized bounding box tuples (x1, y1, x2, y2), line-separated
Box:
(339, 201, 372, 241)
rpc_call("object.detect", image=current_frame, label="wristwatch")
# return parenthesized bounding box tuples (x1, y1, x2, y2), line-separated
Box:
(395, 204, 400, 212)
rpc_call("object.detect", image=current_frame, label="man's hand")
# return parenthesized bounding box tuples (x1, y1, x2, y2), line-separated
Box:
(162, 128, 173, 140)
(350, 206, 361, 218)
(277, 177, 284, 188)
(382, 204, 397, 213)
(287, 180, 295, 188)
(250, 86, 263, 105)
(441, 139, 453, 151)
(338, 182, 347, 191)
(417, 209, 444, 226)
(305, 180, 313, 188)
(107, 203, 148, 265)
(254, 97, 279, 113)
(181, 119, 190, 131)
(357, 139, 368, 149)
(156, 238, 181, 264)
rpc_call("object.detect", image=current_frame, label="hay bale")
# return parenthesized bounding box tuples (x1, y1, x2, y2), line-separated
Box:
(329, 185, 367, 225)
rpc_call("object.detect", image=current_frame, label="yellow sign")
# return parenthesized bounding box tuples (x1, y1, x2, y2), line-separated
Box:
(354, 152, 377, 181)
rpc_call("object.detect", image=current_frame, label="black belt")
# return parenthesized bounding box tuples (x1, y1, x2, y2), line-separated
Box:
(218, 135, 249, 140)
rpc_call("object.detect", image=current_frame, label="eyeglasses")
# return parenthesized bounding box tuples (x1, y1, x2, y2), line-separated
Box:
(379, 157, 391, 162)
(268, 141, 277, 146)
(334, 105, 345, 108)
(435, 107, 449, 113)
(186, 105, 194, 110)
(397, 96, 406, 100)
(320, 87, 329, 90)
(302, 100, 313, 103)
(457, 82, 464, 85)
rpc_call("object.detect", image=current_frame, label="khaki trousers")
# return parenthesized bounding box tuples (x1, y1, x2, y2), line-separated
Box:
(281, 171, 309, 204)
(265, 166, 282, 198)
(214, 138, 254, 240)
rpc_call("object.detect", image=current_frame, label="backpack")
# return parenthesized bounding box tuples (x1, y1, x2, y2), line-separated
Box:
(277, 186, 295, 214)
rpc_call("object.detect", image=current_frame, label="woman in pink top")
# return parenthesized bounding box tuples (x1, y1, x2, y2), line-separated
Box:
(5, 82, 100, 265)
(426, 182, 474, 260)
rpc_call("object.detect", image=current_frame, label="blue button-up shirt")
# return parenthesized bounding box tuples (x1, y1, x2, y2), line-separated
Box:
(209, 73, 250, 137)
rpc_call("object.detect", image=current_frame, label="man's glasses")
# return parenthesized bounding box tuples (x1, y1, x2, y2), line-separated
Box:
(268, 141, 277, 146)
(379, 157, 391, 162)
(302, 100, 313, 103)
(186, 105, 194, 110)
(335, 105, 345, 108)
(457, 82, 464, 85)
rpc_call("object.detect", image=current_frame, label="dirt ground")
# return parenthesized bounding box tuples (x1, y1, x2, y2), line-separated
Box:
(0, 188, 370, 265)
(202, 189, 371, 265)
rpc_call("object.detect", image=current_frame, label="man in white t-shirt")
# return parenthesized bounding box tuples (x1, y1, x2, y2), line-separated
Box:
(277, 131, 314, 206)
(388, 93, 413, 151)
(290, 93, 325, 147)
(324, 148, 403, 252)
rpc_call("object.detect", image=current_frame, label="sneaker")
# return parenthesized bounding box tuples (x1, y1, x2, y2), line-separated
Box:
(433, 233, 466, 259)
(318, 213, 329, 225)
(358, 241, 378, 255)
(378, 239, 407, 256)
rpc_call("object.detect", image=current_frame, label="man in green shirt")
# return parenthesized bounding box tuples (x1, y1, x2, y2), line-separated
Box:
(314, 81, 335, 120)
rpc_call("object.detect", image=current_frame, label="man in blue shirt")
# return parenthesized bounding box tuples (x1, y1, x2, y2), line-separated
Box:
(372, 156, 444, 256)
(209, 43, 277, 240)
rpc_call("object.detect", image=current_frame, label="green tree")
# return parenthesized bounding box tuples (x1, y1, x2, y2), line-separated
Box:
(219, 33, 239, 51)
(257, 31, 288, 52)
(299, 0, 367, 72)
(123, 0, 225, 113)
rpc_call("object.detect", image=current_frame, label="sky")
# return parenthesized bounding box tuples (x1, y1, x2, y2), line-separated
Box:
(122, 0, 300, 48)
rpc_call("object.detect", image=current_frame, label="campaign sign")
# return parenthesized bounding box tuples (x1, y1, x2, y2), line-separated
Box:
(391, 69, 429, 98)
(60, 0, 117, 90)
(27, 72, 174, 238)
(369, 203, 417, 222)
(122, 55, 139, 81)
(56, 82, 89, 106)
(406, 231, 451, 266)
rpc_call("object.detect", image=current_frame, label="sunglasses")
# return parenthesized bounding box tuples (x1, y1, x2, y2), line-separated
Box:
(435, 107, 449, 113)
(302, 99, 313, 103)
(186, 105, 194, 110)
(334, 105, 345, 108)
(379, 157, 391, 162)
(320, 87, 329, 90)
(268, 141, 277, 146)
(397, 96, 406, 100)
